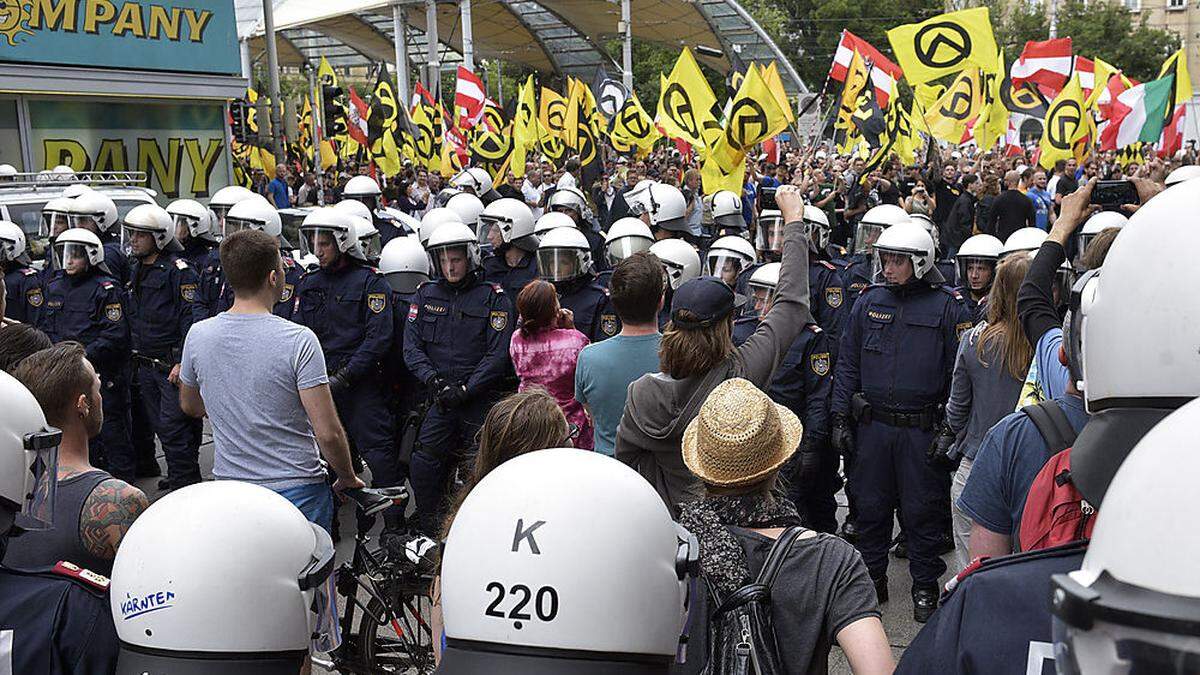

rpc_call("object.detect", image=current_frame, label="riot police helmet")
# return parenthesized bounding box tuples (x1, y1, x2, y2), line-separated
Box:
(534, 211, 574, 237)
(347, 216, 382, 264)
(649, 238, 701, 291)
(53, 227, 109, 276)
(705, 235, 756, 288)
(623, 179, 656, 217)
(955, 234, 1003, 294)
(426, 221, 482, 282)
(449, 167, 493, 196)
(1079, 210, 1127, 255)
(604, 217, 654, 266)
(872, 221, 936, 284)
(420, 207, 464, 247)
(1000, 227, 1048, 259)
(333, 198, 373, 223)
(645, 183, 687, 233)
(536, 226, 592, 283)
(478, 198, 536, 253)
(0, 220, 27, 263)
(209, 186, 258, 232)
(0, 370, 62, 537)
(342, 175, 382, 199)
(225, 196, 284, 244)
(379, 236, 431, 294)
(67, 191, 119, 235)
(548, 186, 589, 224)
(123, 203, 183, 253)
(746, 261, 781, 318)
(1164, 164, 1200, 187)
(40, 197, 74, 239)
(447, 192, 486, 230)
(166, 199, 218, 244)
(755, 209, 785, 256)
(711, 190, 745, 231)
(853, 204, 909, 255)
(802, 204, 832, 252)
(298, 207, 356, 264)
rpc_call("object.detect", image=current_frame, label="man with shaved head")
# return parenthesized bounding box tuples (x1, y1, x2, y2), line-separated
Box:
(986, 169, 1036, 240)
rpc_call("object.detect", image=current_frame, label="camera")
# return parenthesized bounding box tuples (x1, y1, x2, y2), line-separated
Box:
(759, 186, 778, 211)
(1090, 180, 1139, 211)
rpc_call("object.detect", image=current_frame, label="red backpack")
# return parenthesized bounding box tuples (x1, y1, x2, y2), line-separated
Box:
(1016, 401, 1095, 552)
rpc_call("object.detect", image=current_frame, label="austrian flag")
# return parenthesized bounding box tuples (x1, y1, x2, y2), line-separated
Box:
(1012, 38, 1073, 93)
(829, 30, 904, 106)
(346, 87, 370, 146)
(454, 66, 487, 130)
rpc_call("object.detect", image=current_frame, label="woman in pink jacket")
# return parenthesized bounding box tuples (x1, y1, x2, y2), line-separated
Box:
(509, 280, 593, 449)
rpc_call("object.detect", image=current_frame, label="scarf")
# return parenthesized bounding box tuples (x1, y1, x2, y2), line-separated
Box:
(677, 491, 802, 597)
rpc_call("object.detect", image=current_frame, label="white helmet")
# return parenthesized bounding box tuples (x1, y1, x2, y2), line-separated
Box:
(299, 207, 356, 257)
(478, 198, 536, 252)
(68, 191, 119, 234)
(853, 204, 909, 255)
(802, 204, 831, 251)
(62, 184, 93, 199)
(955, 234, 1003, 293)
(166, 199, 217, 243)
(50, 164, 74, 178)
(347, 216, 382, 263)
(449, 167, 493, 195)
(1001, 227, 1048, 258)
(426, 221, 482, 279)
(1066, 182, 1200, 505)
(755, 208, 785, 255)
(604, 217, 654, 265)
(123, 203, 183, 253)
(909, 213, 940, 253)
(548, 186, 588, 223)
(534, 211, 575, 237)
(537, 226, 592, 282)
(379, 236, 431, 294)
(343, 175, 382, 199)
(649, 239, 701, 290)
(446, 192, 485, 229)
(439, 449, 696, 672)
(747, 261, 782, 317)
(0, 164, 16, 177)
(53, 227, 107, 274)
(872, 221, 935, 281)
(0, 370, 61, 534)
(225, 196, 282, 240)
(209, 185, 258, 231)
(711, 190, 745, 231)
(333, 198, 373, 223)
(40, 197, 74, 238)
(645, 183, 687, 232)
(1079, 210, 1127, 255)
(109, 481, 336, 673)
(1165, 164, 1200, 187)
(623, 179, 656, 217)
(420, 207, 463, 246)
(705, 235, 756, 287)
(0, 220, 27, 262)
(1052, 398, 1200, 674)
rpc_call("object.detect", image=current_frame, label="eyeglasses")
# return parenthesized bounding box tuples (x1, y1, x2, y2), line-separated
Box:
(560, 423, 579, 446)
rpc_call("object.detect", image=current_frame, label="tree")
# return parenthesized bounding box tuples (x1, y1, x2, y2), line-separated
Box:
(1056, 0, 1180, 82)
(979, 0, 1048, 55)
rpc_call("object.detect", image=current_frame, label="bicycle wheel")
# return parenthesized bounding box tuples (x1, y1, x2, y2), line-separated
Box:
(357, 583, 436, 673)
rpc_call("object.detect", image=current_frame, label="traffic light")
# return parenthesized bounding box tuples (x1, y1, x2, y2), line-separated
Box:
(230, 100, 248, 143)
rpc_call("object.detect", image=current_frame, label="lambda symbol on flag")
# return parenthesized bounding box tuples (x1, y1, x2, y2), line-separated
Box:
(662, 84, 701, 140)
(1047, 100, 1082, 150)
(914, 22, 973, 69)
(727, 99, 769, 151)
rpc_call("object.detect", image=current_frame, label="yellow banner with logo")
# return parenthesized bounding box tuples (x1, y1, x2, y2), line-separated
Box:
(925, 68, 982, 143)
(656, 47, 721, 149)
(710, 64, 792, 172)
(608, 92, 661, 150)
(888, 7, 999, 85)
(1039, 75, 1088, 169)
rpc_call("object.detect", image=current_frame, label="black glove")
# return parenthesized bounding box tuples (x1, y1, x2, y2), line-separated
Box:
(926, 423, 960, 470)
(831, 414, 855, 457)
(329, 371, 350, 394)
(795, 444, 822, 487)
(436, 384, 468, 409)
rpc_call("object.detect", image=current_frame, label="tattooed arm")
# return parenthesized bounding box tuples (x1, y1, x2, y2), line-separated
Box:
(79, 479, 149, 560)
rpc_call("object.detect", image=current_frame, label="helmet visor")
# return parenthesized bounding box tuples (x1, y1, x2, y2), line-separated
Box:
(477, 215, 506, 249)
(550, 203, 581, 222)
(705, 252, 751, 288)
(661, 258, 691, 290)
(853, 223, 885, 255)
(605, 235, 651, 266)
(1078, 233, 1097, 261)
(1055, 267, 1075, 308)
(14, 427, 62, 531)
(53, 242, 94, 273)
(384, 271, 430, 295)
(210, 204, 230, 231)
(172, 213, 202, 239)
(0, 235, 22, 263)
(67, 213, 99, 232)
(536, 248, 588, 282)
(357, 231, 383, 262)
(956, 256, 996, 293)
(872, 250, 916, 284)
(300, 227, 344, 258)
(804, 219, 829, 252)
(755, 216, 785, 254)
(430, 243, 479, 280)
(40, 210, 70, 238)
(298, 522, 341, 653)
(747, 281, 777, 317)
(1053, 617, 1200, 675)
(223, 215, 260, 238)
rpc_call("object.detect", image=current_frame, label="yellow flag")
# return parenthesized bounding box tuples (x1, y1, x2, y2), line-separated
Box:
(762, 61, 795, 123)
(410, 101, 438, 171)
(710, 64, 792, 171)
(1039, 75, 1088, 169)
(1158, 48, 1193, 108)
(656, 46, 721, 148)
(701, 152, 746, 195)
(1085, 57, 1120, 110)
(925, 68, 982, 143)
(608, 91, 661, 150)
(887, 7, 999, 85)
(317, 56, 338, 87)
(538, 119, 566, 166)
(318, 140, 337, 170)
(564, 78, 584, 149)
(835, 50, 870, 152)
(914, 83, 945, 113)
(511, 75, 537, 177)
(975, 53, 1009, 151)
(539, 87, 568, 139)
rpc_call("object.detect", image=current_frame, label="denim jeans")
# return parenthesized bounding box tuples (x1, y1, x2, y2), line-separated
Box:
(276, 481, 335, 535)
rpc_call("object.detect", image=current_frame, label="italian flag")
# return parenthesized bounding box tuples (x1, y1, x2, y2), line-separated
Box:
(1099, 75, 1174, 150)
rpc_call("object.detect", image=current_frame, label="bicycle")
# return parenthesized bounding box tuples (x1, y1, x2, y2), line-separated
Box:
(312, 487, 438, 674)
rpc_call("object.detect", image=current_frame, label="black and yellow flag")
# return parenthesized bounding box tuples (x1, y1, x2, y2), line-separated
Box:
(510, 75, 538, 177)
(471, 105, 513, 178)
(835, 50, 871, 152)
(925, 68, 983, 143)
(710, 64, 791, 171)
(974, 53, 1009, 151)
(608, 91, 661, 151)
(861, 84, 919, 178)
(411, 100, 439, 171)
(1039, 75, 1088, 169)
(538, 119, 566, 166)
(565, 78, 602, 186)
(539, 87, 568, 139)
(656, 47, 722, 149)
(368, 63, 403, 176)
(887, 7, 999, 85)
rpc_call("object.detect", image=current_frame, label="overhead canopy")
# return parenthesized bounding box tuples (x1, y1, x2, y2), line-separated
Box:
(242, 0, 808, 94)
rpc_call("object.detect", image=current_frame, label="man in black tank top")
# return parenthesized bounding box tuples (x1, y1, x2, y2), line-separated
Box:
(3, 343, 146, 576)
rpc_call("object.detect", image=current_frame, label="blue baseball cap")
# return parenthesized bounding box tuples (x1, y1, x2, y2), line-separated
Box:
(670, 276, 747, 328)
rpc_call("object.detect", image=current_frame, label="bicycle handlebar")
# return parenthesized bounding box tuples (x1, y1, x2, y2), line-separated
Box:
(343, 486, 409, 516)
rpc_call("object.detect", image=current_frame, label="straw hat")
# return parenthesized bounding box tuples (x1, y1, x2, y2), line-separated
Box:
(682, 378, 803, 487)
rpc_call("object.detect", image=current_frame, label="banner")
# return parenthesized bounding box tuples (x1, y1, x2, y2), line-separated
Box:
(887, 7, 999, 85)
(1039, 75, 1088, 168)
(926, 68, 983, 142)
(656, 46, 722, 149)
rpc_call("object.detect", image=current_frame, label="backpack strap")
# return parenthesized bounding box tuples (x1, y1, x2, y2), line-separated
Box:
(754, 527, 806, 587)
(1021, 400, 1078, 454)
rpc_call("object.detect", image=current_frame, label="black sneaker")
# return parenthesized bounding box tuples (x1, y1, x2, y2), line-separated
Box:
(892, 534, 908, 559)
(839, 520, 858, 544)
(872, 576, 888, 604)
(913, 588, 939, 623)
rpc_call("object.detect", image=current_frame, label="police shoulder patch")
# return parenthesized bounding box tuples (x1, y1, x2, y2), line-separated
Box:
(280, 284, 294, 303)
(825, 286, 844, 309)
(105, 303, 122, 322)
(819, 260, 837, 271)
(100, 281, 114, 290)
(490, 283, 505, 295)
(175, 258, 189, 270)
(20, 267, 36, 276)
(180, 283, 197, 302)
(407, 303, 419, 322)
(600, 313, 618, 336)
(810, 352, 831, 377)
(25, 287, 43, 307)
(367, 292, 387, 314)
(489, 310, 508, 332)
(807, 324, 823, 333)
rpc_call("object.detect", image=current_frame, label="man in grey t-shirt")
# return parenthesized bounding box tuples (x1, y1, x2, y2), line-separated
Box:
(179, 230, 362, 532)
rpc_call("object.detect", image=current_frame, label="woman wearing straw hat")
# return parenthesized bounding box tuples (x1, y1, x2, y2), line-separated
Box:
(675, 378, 894, 675)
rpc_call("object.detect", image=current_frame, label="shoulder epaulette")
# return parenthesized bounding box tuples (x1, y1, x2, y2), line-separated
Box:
(937, 284, 965, 301)
(807, 324, 823, 333)
(100, 281, 115, 289)
(945, 540, 1088, 594)
(52, 560, 110, 593)
(20, 268, 37, 276)
(174, 258, 189, 270)
(490, 283, 505, 294)
(818, 260, 837, 270)
(282, 256, 296, 269)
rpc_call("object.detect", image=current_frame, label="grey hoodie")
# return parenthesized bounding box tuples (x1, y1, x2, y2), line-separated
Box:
(615, 220, 811, 514)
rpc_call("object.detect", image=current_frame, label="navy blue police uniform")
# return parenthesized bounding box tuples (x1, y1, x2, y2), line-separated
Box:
(897, 542, 1087, 674)
(3, 262, 44, 324)
(126, 252, 204, 490)
(832, 279, 972, 594)
(956, 289, 987, 324)
(295, 259, 398, 494)
(482, 248, 539, 299)
(100, 236, 129, 286)
(581, 226, 609, 273)
(385, 286, 425, 471)
(935, 258, 958, 288)
(179, 237, 215, 270)
(596, 268, 612, 289)
(404, 274, 513, 534)
(734, 318, 838, 532)
(373, 213, 406, 246)
(0, 561, 120, 673)
(839, 254, 873, 303)
(38, 267, 133, 481)
(206, 253, 303, 320)
(555, 274, 621, 343)
(736, 257, 846, 353)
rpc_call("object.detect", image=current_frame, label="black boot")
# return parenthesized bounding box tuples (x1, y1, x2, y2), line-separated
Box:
(913, 587, 939, 623)
(840, 519, 858, 544)
(892, 532, 908, 559)
(872, 576, 888, 604)
(938, 530, 955, 556)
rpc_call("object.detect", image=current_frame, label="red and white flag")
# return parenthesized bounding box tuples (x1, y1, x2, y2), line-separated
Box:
(346, 87, 370, 146)
(413, 81, 436, 110)
(454, 65, 486, 130)
(1159, 105, 1188, 158)
(1011, 38, 1073, 93)
(1075, 56, 1096, 98)
(1005, 119, 1023, 157)
(829, 30, 904, 106)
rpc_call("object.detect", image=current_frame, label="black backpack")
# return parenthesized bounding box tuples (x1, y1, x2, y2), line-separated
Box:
(701, 527, 804, 675)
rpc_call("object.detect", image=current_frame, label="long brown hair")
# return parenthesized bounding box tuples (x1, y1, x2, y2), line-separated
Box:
(978, 254, 1033, 380)
(440, 388, 569, 539)
(517, 279, 559, 337)
(659, 313, 734, 379)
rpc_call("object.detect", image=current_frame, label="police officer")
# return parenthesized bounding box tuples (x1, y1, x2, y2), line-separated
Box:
(600, 217, 655, 288)
(954, 233, 1002, 322)
(0, 221, 45, 324)
(448, 166, 501, 204)
(207, 184, 257, 232)
(38, 196, 74, 251)
(704, 234, 756, 288)
(537, 226, 620, 342)
(0, 370, 120, 673)
(39, 228, 133, 480)
(123, 203, 204, 491)
(736, 262, 838, 532)
(648, 238, 701, 329)
(294, 207, 400, 529)
(479, 197, 539, 298)
(840, 203, 909, 303)
(643, 183, 691, 246)
(379, 236, 431, 467)
(166, 199, 219, 269)
(419, 206, 462, 248)
(710, 189, 747, 237)
(910, 213, 956, 286)
(205, 197, 303, 319)
(801, 204, 848, 347)
(831, 221, 971, 622)
(342, 175, 404, 244)
(404, 221, 514, 535)
(446, 192, 485, 243)
(68, 191, 129, 284)
(548, 185, 608, 272)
